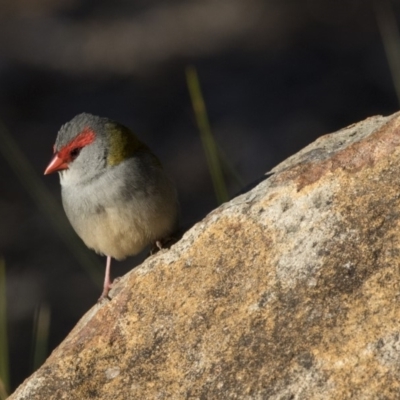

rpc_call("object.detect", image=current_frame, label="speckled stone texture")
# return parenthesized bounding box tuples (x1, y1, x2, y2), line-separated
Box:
(9, 112, 400, 399)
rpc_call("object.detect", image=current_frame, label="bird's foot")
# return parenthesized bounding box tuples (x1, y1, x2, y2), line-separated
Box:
(149, 242, 161, 255)
(98, 255, 114, 302)
(97, 282, 113, 302)
(149, 236, 177, 255)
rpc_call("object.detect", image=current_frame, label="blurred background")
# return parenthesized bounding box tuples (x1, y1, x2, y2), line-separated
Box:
(1, 0, 400, 394)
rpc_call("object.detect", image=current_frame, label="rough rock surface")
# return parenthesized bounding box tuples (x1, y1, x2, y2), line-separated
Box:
(9, 112, 400, 399)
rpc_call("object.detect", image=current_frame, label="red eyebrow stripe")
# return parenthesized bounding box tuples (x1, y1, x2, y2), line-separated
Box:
(58, 127, 96, 161)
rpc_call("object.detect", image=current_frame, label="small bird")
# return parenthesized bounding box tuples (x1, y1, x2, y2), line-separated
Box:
(44, 113, 179, 300)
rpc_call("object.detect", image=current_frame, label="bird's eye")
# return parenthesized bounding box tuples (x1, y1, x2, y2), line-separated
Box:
(70, 147, 82, 159)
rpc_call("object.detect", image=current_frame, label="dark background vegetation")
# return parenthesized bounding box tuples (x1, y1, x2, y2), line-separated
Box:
(1, 0, 400, 392)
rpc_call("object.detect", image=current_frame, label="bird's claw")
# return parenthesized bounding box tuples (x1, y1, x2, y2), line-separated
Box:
(97, 283, 113, 302)
(149, 236, 177, 255)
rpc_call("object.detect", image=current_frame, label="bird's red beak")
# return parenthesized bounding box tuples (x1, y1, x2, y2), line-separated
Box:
(44, 154, 69, 175)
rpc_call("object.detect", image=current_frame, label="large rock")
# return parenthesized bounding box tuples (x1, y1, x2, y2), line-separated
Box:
(9, 112, 400, 399)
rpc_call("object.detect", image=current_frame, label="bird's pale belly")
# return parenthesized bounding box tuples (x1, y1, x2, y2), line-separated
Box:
(71, 207, 152, 260)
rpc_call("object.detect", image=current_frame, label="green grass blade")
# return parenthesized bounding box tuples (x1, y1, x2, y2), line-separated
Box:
(186, 65, 230, 204)
(0, 379, 7, 400)
(374, 0, 400, 105)
(0, 121, 102, 287)
(32, 303, 51, 371)
(0, 258, 9, 399)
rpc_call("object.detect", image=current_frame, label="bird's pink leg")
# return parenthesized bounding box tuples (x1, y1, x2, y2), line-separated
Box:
(98, 255, 113, 301)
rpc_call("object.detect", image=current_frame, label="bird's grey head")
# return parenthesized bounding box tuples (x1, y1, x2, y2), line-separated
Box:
(52, 113, 110, 186)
